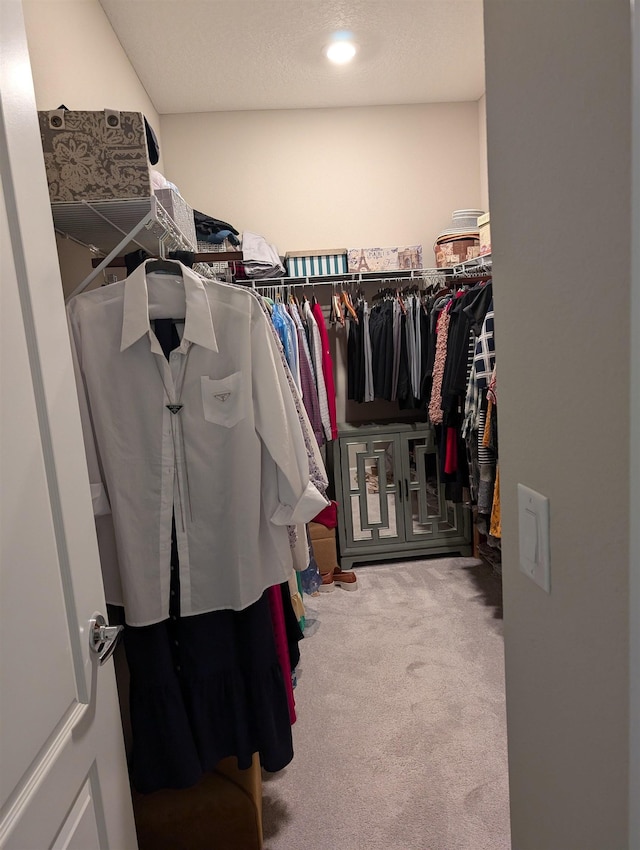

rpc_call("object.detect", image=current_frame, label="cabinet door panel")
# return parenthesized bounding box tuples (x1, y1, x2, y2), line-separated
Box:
(340, 436, 405, 547)
(401, 432, 466, 542)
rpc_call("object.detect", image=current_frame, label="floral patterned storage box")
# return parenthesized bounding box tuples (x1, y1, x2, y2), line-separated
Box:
(38, 109, 152, 202)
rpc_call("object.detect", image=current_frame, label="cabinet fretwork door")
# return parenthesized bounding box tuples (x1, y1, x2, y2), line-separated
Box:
(340, 435, 405, 548)
(401, 432, 468, 543)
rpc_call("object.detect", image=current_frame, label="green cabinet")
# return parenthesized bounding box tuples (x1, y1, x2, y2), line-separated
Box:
(333, 422, 471, 569)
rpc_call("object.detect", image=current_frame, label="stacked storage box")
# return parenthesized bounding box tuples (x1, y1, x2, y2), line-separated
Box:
(477, 212, 491, 255)
(285, 250, 348, 277)
(433, 209, 484, 267)
(309, 521, 339, 576)
(38, 109, 197, 250)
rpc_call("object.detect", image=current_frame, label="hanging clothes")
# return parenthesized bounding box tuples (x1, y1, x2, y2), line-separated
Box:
(303, 299, 333, 441)
(311, 301, 338, 441)
(297, 330, 324, 446)
(271, 301, 300, 391)
(248, 289, 328, 608)
(346, 291, 429, 408)
(428, 303, 452, 425)
(117, 314, 296, 795)
(347, 299, 366, 402)
(268, 583, 298, 725)
(67, 259, 328, 625)
(391, 298, 403, 401)
(463, 298, 495, 438)
(123, 560, 293, 793)
(440, 283, 490, 411)
(369, 297, 394, 400)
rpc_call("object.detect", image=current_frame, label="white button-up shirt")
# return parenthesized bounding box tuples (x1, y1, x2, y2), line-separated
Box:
(67, 262, 328, 626)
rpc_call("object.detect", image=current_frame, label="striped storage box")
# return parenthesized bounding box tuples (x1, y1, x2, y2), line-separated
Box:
(285, 250, 348, 277)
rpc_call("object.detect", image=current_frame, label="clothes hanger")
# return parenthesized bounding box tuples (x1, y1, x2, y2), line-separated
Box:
(331, 283, 345, 326)
(329, 284, 337, 325)
(145, 257, 183, 275)
(340, 289, 358, 323)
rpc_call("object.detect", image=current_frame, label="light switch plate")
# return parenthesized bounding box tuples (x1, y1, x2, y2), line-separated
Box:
(518, 484, 551, 593)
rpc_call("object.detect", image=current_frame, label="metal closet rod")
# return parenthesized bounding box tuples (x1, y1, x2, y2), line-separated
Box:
(249, 261, 491, 290)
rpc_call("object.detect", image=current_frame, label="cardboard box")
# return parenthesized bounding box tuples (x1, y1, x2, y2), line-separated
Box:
(309, 521, 338, 575)
(309, 521, 334, 540)
(133, 755, 263, 850)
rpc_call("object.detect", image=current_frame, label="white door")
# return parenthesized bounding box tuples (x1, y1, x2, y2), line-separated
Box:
(0, 3, 138, 849)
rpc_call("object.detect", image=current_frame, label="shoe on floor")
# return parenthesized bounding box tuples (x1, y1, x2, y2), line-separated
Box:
(333, 567, 358, 591)
(318, 570, 336, 592)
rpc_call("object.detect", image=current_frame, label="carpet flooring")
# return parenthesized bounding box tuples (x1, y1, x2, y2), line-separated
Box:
(262, 557, 511, 850)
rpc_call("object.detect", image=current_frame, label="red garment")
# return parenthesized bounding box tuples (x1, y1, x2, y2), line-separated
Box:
(267, 585, 296, 725)
(312, 302, 338, 440)
(313, 499, 338, 529)
(444, 426, 458, 474)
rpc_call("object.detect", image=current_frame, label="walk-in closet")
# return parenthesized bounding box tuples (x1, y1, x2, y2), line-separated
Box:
(2, 3, 636, 850)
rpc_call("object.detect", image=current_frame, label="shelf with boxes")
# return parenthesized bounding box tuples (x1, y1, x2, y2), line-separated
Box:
(37, 108, 239, 297)
(250, 254, 492, 293)
(284, 245, 423, 279)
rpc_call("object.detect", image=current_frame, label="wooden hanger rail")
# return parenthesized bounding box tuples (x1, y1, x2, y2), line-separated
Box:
(91, 251, 243, 268)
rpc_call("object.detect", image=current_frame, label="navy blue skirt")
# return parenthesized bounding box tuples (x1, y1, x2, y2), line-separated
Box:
(123, 591, 294, 794)
(121, 521, 294, 794)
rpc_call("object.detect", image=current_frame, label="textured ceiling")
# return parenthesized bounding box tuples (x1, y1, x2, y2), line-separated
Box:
(98, 0, 485, 114)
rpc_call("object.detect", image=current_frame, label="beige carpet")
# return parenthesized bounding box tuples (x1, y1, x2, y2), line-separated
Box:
(262, 557, 511, 850)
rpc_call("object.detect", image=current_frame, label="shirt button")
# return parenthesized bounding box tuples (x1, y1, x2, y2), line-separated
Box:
(176, 665, 181, 672)
(170, 589, 176, 596)
(174, 639, 179, 646)
(171, 614, 177, 621)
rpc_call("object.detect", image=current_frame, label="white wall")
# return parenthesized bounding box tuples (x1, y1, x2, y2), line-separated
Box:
(160, 103, 483, 255)
(22, 0, 164, 296)
(160, 102, 485, 426)
(478, 94, 489, 213)
(22, 0, 162, 151)
(484, 2, 631, 848)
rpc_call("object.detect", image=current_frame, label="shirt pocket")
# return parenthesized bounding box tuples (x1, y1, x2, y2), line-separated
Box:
(201, 372, 245, 428)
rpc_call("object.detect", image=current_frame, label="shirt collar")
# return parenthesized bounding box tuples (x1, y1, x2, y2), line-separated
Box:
(120, 261, 219, 353)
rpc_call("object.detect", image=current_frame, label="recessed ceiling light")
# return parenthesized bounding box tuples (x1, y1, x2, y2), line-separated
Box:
(325, 40, 357, 64)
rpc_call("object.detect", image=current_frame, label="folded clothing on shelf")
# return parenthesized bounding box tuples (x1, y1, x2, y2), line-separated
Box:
(241, 231, 286, 278)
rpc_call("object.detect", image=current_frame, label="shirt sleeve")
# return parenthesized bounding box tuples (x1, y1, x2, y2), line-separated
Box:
(67, 301, 124, 607)
(67, 302, 111, 517)
(251, 301, 329, 525)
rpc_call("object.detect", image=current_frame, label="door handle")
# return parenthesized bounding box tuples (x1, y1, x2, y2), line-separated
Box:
(89, 613, 124, 666)
(398, 480, 403, 502)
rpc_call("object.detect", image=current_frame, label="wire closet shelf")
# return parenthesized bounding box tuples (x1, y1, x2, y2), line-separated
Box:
(247, 254, 492, 296)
